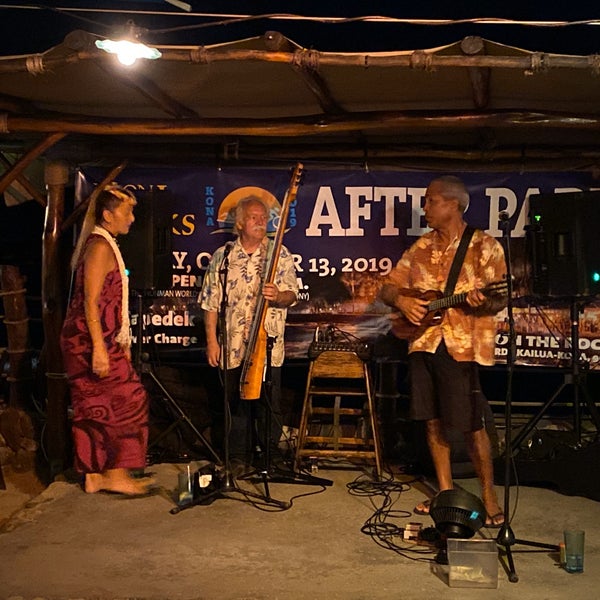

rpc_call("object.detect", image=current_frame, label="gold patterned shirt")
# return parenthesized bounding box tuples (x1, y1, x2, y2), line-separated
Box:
(386, 228, 506, 365)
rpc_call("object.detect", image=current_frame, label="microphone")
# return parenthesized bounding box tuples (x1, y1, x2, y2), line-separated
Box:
(498, 211, 510, 222)
(223, 242, 234, 257)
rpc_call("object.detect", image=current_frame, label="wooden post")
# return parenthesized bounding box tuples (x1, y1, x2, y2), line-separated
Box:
(0, 265, 32, 409)
(0, 264, 37, 475)
(42, 160, 70, 476)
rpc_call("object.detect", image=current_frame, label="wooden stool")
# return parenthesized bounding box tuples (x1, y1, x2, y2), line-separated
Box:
(294, 350, 382, 478)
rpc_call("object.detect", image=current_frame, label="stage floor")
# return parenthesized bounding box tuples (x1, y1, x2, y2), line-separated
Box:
(1, 456, 599, 600)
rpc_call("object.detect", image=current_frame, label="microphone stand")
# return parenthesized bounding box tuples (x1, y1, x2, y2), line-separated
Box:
(171, 242, 286, 513)
(238, 334, 333, 488)
(495, 215, 559, 583)
(215, 243, 236, 493)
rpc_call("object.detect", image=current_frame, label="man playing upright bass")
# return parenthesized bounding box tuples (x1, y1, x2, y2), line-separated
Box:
(200, 195, 298, 462)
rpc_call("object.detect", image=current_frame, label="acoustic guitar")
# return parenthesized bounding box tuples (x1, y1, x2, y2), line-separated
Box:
(389, 280, 508, 340)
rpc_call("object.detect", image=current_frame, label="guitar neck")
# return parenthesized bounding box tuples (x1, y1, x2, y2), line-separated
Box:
(428, 291, 468, 312)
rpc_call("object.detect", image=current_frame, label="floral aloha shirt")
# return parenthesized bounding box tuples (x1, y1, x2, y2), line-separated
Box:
(385, 228, 506, 366)
(200, 237, 298, 369)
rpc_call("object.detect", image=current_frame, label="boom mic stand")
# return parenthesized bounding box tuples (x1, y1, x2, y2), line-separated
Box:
(496, 215, 558, 583)
(133, 291, 222, 467)
(171, 243, 287, 513)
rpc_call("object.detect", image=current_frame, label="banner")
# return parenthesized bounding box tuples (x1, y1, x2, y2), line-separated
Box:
(77, 167, 600, 369)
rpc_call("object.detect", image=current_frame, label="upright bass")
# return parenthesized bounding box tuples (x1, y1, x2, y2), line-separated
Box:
(239, 163, 304, 400)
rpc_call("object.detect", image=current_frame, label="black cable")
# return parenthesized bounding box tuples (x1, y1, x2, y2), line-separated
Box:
(346, 471, 438, 560)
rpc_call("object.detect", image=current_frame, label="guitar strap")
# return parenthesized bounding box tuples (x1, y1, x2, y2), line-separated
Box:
(443, 225, 475, 296)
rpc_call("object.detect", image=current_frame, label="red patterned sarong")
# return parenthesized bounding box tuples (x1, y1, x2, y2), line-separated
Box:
(60, 234, 148, 473)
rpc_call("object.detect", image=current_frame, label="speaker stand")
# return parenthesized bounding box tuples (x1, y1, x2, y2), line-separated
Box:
(143, 362, 222, 466)
(132, 291, 222, 466)
(510, 298, 600, 453)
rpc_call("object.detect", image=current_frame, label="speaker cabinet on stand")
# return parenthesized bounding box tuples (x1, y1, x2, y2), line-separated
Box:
(119, 189, 173, 291)
(527, 190, 600, 298)
(518, 190, 600, 455)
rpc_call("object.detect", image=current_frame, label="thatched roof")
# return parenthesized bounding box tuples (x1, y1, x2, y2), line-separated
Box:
(1, 30, 600, 170)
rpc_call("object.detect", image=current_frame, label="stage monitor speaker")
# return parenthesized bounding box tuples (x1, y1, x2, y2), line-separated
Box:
(119, 189, 173, 291)
(527, 190, 600, 297)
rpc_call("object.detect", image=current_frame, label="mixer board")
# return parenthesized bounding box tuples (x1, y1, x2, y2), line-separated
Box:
(307, 339, 372, 361)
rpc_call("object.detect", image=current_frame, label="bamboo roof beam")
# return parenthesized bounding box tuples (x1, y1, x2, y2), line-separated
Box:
(461, 36, 490, 110)
(1, 38, 600, 75)
(61, 161, 128, 233)
(0, 132, 66, 201)
(262, 31, 344, 115)
(96, 63, 200, 119)
(0, 152, 46, 206)
(4, 111, 600, 137)
(291, 50, 345, 115)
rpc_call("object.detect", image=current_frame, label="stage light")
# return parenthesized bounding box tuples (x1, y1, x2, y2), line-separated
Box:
(429, 489, 486, 539)
(95, 20, 161, 66)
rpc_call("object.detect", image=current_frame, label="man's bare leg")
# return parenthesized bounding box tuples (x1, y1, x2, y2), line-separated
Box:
(465, 427, 504, 525)
(427, 418, 453, 491)
(415, 418, 453, 514)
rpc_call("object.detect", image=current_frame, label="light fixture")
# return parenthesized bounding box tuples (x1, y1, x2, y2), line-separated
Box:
(95, 20, 161, 66)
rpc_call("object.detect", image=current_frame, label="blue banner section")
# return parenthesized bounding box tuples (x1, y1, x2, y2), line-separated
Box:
(77, 167, 600, 369)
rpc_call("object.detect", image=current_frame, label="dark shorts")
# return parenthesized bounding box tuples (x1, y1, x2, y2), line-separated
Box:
(409, 341, 485, 433)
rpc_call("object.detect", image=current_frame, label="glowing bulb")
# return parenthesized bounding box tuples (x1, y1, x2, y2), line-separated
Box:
(95, 39, 161, 66)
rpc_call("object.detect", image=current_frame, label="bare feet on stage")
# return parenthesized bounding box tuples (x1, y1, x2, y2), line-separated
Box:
(84, 468, 156, 496)
(413, 498, 432, 515)
(412, 490, 505, 528)
(482, 490, 505, 528)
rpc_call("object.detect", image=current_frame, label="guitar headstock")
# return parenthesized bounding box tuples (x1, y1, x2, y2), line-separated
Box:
(289, 162, 304, 193)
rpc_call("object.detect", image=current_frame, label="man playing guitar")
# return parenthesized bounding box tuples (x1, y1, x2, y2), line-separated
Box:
(380, 175, 507, 528)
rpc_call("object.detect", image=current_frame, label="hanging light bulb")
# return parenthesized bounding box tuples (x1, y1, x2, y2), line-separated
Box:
(95, 20, 161, 66)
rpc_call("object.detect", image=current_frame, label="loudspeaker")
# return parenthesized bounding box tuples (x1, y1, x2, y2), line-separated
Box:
(494, 432, 600, 501)
(527, 191, 600, 297)
(119, 190, 173, 290)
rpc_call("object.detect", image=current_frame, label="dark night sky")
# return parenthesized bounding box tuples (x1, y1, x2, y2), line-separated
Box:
(1, 1, 599, 55)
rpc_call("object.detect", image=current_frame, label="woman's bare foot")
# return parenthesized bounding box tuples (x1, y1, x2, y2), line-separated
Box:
(84, 469, 155, 495)
(84, 472, 104, 494)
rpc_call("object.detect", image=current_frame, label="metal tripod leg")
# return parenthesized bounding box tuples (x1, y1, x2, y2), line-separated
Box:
(511, 300, 600, 453)
(144, 365, 222, 466)
(238, 337, 333, 489)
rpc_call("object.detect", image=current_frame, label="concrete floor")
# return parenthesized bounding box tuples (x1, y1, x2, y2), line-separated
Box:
(0, 456, 599, 600)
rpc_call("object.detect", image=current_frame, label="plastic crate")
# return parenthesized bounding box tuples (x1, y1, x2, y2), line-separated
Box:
(447, 538, 498, 588)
